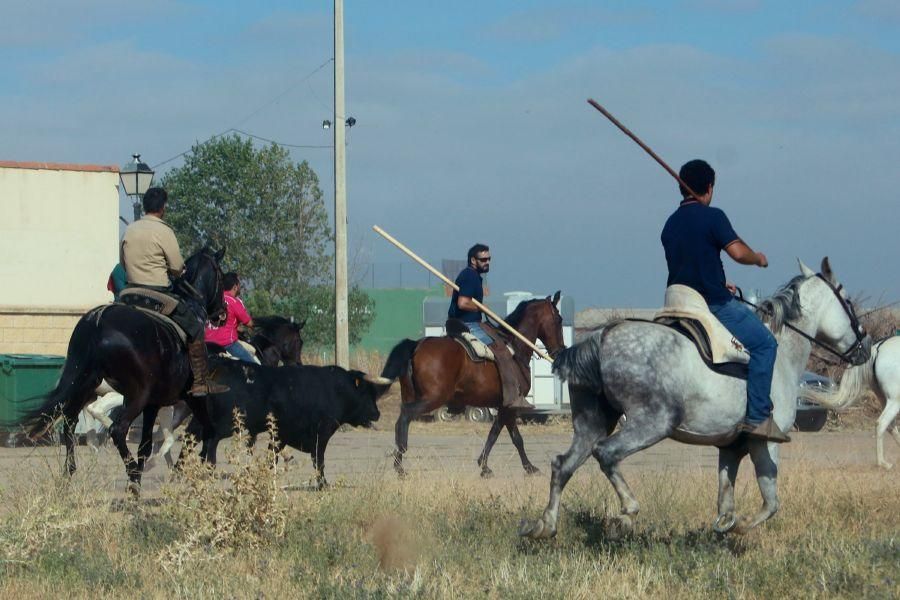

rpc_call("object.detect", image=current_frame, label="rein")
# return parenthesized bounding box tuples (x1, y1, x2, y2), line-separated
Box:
(736, 274, 867, 365)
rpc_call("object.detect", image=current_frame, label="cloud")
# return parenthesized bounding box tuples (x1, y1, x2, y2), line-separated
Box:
(0, 0, 189, 48)
(681, 0, 762, 13)
(480, 5, 653, 44)
(0, 9, 898, 307)
(854, 0, 900, 23)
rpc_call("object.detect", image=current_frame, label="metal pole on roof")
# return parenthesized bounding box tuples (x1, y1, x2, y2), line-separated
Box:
(333, 0, 350, 368)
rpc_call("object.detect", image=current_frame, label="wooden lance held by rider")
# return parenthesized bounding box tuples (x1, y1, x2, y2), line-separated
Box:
(372, 225, 555, 363)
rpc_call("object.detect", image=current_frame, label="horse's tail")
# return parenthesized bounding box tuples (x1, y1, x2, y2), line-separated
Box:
(381, 339, 419, 381)
(801, 355, 878, 411)
(552, 329, 606, 391)
(15, 310, 105, 439)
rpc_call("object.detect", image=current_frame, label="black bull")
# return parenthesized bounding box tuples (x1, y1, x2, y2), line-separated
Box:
(182, 358, 392, 487)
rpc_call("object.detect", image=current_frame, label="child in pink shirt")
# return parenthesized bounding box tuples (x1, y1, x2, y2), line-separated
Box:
(205, 272, 255, 363)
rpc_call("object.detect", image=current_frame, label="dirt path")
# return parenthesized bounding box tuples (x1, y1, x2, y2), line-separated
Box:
(0, 427, 888, 496)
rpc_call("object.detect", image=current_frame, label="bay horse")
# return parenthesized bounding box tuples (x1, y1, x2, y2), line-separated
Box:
(380, 292, 566, 478)
(15, 247, 227, 495)
(520, 258, 871, 539)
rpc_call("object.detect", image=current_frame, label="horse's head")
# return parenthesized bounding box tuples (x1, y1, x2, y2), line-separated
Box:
(254, 315, 305, 365)
(279, 318, 305, 365)
(510, 291, 566, 359)
(184, 246, 226, 319)
(795, 257, 871, 365)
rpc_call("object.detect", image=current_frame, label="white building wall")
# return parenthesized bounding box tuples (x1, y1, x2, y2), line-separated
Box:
(0, 161, 120, 354)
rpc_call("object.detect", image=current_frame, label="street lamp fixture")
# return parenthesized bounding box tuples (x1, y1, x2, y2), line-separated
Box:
(322, 117, 356, 130)
(119, 154, 155, 222)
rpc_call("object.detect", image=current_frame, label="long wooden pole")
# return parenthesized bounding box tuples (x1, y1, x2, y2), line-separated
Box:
(333, 0, 349, 368)
(587, 98, 701, 200)
(372, 225, 554, 363)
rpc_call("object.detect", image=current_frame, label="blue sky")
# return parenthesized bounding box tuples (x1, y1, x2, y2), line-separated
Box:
(2, 1, 899, 308)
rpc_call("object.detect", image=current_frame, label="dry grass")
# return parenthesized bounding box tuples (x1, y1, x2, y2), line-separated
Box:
(0, 443, 896, 598)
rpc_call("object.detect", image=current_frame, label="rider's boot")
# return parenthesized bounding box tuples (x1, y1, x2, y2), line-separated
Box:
(741, 416, 791, 443)
(187, 339, 230, 396)
(491, 343, 532, 410)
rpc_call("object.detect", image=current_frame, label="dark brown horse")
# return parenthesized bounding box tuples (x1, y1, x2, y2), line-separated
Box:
(380, 292, 565, 478)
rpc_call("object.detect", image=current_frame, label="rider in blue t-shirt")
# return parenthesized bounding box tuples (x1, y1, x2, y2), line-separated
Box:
(661, 159, 790, 443)
(449, 244, 492, 344)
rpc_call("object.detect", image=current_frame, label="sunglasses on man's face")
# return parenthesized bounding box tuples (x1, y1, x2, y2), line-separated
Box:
(476, 257, 492, 262)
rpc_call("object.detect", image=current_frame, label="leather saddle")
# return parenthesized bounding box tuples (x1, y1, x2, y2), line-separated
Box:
(445, 319, 495, 362)
(118, 287, 187, 345)
(653, 285, 750, 379)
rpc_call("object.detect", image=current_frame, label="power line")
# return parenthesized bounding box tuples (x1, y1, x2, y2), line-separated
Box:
(151, 58, 335, 170)
(234, 57, 333, 127)
(232, 129, 332, 149)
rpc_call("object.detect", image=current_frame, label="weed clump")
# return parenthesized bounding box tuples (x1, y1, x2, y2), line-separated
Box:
(155, 411, 289, 574)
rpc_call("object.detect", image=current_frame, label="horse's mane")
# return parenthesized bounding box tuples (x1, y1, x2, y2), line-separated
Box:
(757, 275, 806, 333)
(183, 245, 213, 280)
(505, 299, 544, 329)
(254, 315, 298, 332)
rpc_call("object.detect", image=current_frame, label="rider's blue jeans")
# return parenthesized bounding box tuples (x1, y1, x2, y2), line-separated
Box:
(225, 341, 257, 364)
(708, 297, 778, 424)
(464, 322, 493, 346)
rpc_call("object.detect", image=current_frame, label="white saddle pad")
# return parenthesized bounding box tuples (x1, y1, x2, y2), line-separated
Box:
(654, 285, 750, 365)
(460, 332, 495, 361)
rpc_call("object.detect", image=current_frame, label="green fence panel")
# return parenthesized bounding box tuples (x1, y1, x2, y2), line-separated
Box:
(355, 288, 443, 354)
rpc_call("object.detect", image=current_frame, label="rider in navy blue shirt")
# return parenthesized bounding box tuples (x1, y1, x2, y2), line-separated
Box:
(661, 159, 789, 443)
(449, 243, 492, 344)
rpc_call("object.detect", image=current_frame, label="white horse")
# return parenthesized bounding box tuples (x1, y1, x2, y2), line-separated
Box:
(84, 381, 177, 467)
(803, 335, 900, 469)
(520, 258, 871, 539)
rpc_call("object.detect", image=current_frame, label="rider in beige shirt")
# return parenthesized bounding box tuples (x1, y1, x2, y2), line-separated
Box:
(119, 187, 227, 396)
(121, 215, 184, 288)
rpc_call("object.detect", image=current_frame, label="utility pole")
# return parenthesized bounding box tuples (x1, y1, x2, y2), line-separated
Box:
(333, 0, 350, 368)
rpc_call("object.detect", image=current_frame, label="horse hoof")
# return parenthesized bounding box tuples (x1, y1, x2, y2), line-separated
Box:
(518, 518, 556, 540)
(713, 513, 737, 534)
(878, 461, 893, 470)
(524, 465, 541, 476)
(126, 482, 141, 498)
(480, 468, 494, 479)
(732, 516, 754, 535)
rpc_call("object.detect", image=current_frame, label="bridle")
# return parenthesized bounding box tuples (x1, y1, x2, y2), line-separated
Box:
(737, 274, 869, 365)
(543, 299, 567, 360)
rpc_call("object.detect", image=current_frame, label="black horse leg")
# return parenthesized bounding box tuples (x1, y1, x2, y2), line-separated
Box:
(173, 415, 203, 471)
(477, 413, 505, 478)
(108, 396, 146, 495)
(62, 415, 78, 477)
(136, 404, 160, 481)
(61, 387, 98, 477)
(184, 396, 215, 463)
(393, 403, 419, 477)
(504, 411, 540, 475)
(205, 435, 222, 466)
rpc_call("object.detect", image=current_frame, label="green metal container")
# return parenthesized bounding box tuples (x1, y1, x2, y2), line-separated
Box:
(0, 354, 65, 431)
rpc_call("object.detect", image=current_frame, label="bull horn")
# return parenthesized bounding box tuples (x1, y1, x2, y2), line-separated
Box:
(364, 375, 393, 385)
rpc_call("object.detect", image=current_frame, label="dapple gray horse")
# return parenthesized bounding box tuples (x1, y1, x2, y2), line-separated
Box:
(520, 258, 871, 539)
(803, 335, 900, 469)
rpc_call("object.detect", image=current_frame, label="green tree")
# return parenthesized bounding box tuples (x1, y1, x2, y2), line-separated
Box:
(161, 134, 374, 347)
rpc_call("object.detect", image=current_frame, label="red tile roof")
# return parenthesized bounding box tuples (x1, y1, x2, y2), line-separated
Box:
(0, 160, 119, 173)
